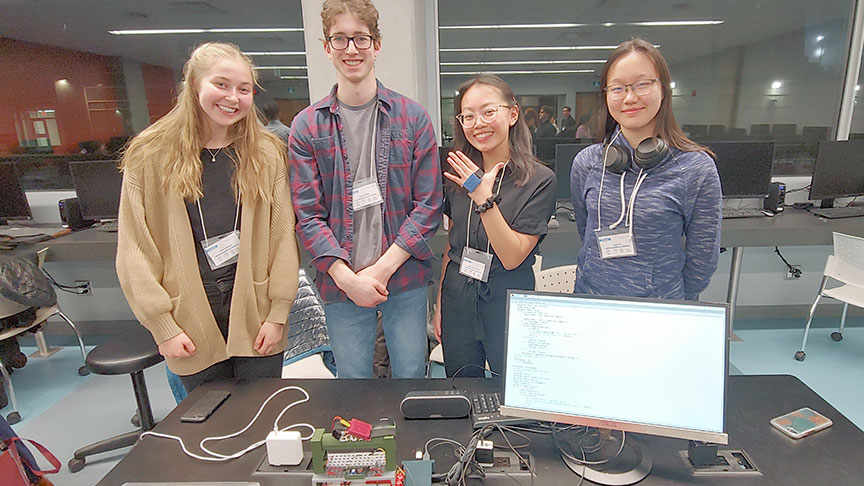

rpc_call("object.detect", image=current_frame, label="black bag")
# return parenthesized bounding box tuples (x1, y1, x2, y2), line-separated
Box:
(0, 255, 56, 309)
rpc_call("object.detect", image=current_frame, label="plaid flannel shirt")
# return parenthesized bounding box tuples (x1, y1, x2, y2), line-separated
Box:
(288, 81, 443, 303)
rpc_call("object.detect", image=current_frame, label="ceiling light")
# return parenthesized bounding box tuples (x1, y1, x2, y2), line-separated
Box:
(856, 85, 861, 91)
(771, 81, 782, 89)
(439, 20, 722, 30)
(670, 81, 677, 89)
(244, 51, 306, 56)
(441, 60, 606, 66)
(278, 75, 309, 80)
(816, 35, 825, 42)
(440, 45, 644, 53)
(109, 27, 303, 35)
(441, 69, 594, 75)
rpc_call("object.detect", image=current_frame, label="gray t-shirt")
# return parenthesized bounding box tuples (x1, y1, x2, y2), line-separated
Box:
(340, 97, 383, 271)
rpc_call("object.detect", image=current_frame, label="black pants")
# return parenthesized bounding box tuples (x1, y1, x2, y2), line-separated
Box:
(440, 262, 534, 378)
(179, 279, 282, 393)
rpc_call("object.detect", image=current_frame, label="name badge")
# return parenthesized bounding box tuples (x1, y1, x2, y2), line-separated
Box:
(595, 227, 637, 259)
(202, 230, 240, 270)
(352, 178, 383, 211)
(459, 247, 492, 282)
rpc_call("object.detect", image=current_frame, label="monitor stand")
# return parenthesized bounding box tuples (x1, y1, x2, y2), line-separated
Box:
(560, 434, 652, 486)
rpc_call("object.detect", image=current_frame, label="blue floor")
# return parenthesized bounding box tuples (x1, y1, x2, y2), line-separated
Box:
(2, 325, 863, 485)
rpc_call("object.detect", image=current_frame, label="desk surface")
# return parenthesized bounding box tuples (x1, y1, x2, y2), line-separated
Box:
(9, 209, 864, 263)
(98, 375, 863, 486)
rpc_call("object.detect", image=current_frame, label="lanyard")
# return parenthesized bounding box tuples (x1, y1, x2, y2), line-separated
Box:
(465, 160, 509, 254)
(196, 199, 240, 242)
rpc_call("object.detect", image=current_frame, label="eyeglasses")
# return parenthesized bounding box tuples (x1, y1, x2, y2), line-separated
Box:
(327, 34, 374, 51)
(604, 79, 659, 100)
(455, 105, 513, 128)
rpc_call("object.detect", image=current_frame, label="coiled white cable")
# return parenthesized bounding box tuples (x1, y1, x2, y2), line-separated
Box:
(141, 385, 315, 462)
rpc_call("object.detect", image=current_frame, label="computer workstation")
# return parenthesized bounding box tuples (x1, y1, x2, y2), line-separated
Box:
(68, 160, 122, 231)
(0, 162, 33, 226)
(704, 141, 776, 219)
(807, 140, 864, 219)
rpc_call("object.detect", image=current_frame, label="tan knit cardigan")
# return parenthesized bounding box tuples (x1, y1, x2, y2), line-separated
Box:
(116, 158, 299, 376)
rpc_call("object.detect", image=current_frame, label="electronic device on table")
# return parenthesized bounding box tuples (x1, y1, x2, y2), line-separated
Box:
(498, 290, 733, 485)
(68, 160, 122, 228)
(0, 163, 32, 225)
(808, 140, 864, 218)
(309, 417, 397, 485)
(706, 141, 775, 219)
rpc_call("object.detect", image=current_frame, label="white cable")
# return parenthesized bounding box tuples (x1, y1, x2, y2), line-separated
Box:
(626, 170, 648, 234)
(141, 385, 314, 462)
(596, 130, 621, 231)
(608, 172, 627, 230)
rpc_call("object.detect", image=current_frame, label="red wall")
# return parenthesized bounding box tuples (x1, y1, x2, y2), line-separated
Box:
(0, 38, 175, 156)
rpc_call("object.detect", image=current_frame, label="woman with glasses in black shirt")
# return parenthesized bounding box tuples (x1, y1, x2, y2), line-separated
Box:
(433, 75, 556, 378)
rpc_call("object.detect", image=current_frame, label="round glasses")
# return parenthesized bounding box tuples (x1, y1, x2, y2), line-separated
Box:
(327, 34, 374, 51)
(604, 78, 659, 100)
(456, 105, 513, 128)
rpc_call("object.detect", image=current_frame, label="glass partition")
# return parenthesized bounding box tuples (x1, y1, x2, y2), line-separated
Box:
(438, 0, 855, 175)
(0, 1, 308, 189)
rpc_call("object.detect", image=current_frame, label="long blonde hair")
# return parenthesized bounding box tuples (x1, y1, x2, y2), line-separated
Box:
(120, 42, 285, 202)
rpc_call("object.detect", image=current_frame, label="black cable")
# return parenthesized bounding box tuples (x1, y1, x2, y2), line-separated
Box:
(774, 247, 801, 278)
(40, 268, 90, 294)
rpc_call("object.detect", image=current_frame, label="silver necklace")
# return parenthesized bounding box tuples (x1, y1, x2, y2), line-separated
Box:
(205, 147, 222, 163)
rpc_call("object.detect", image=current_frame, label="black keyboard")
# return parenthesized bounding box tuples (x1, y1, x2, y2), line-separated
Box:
(471, 392, 534, 429)
(722, 207, 768, 219)
(810, 207, 864, 219)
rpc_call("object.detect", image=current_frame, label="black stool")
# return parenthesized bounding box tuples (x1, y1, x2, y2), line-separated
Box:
(68, 326, 163, 473)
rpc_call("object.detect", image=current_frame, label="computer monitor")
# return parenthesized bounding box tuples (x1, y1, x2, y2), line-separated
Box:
(554, 143, 590, 200)
(500, 291, 728, 483)
(809, 140, 864, 205)
(704, 141, 775, 198)
(68, 160, 122, 220)
(0, 163, 32, 222)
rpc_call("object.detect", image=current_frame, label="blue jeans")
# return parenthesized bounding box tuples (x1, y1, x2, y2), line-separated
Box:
(324, 286, 428, 378)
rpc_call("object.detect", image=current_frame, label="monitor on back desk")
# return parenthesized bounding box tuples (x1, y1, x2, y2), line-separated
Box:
(704, 141, 775, 199)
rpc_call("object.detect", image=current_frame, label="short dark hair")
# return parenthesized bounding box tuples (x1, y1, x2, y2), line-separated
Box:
(260, 99, 280, 121)
(540, 105, 553, 114)
(563, 106, 572, 111)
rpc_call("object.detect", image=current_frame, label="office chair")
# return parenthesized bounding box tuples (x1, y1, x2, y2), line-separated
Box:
(68, 325, 163, 472)
(794, 232, 864, 361)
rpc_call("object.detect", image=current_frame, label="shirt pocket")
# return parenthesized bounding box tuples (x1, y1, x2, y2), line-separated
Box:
(388, 129, 414, 168)
(312, 136, 338, 174)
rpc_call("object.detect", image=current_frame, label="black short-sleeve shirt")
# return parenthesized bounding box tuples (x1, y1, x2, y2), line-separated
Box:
(443, 161, 556, 274)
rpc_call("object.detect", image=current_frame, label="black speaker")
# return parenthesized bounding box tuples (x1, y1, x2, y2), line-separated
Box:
(400, 390, 471, 419)
(58, 198, 94, 230)
(764, 182, 786, 213)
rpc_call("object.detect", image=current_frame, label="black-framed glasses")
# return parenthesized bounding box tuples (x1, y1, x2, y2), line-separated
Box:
(327, 34, 374, 50)
(456, 105, 513, 128)
(604, 79, 659, 100)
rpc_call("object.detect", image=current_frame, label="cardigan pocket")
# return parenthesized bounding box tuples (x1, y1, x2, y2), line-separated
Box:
(253, 277, 271, 322)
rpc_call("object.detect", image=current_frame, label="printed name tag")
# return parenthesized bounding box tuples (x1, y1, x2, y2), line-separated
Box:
(595, 227, 637, 259)
(459, 247, 492, 282)
(352, 178, 383, 211)
(202, 230, 240, 270)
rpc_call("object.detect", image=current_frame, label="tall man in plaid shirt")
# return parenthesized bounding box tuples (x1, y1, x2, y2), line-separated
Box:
(288, 0, 442, 378)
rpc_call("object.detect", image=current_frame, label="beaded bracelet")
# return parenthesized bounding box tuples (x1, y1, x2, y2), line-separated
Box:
(474, 193, 502, 214)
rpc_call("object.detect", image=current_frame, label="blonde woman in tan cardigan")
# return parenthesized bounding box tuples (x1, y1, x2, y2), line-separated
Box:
(117, 42, 298, 392)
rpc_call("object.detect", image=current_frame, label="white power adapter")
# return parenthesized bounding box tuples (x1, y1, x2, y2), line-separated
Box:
(266, 430, 303, 466)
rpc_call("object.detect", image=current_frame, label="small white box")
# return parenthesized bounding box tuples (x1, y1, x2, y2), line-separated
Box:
(266, 430, 303, 466)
